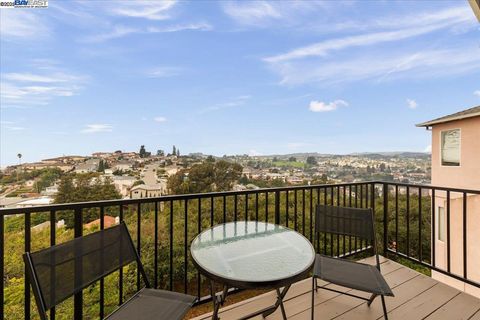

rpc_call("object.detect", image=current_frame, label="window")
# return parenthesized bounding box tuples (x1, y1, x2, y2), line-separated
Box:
(437, 206, 445, 242)
(441, 129, 460, 166)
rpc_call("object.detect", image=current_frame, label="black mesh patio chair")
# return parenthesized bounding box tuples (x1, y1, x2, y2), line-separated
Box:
(23, 222, 195, 320)
(311, 205, 394, 320)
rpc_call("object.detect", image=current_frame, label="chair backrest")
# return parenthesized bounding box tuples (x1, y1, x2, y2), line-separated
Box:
(23, 222, 147, 318)
(315, 205, 376, 244)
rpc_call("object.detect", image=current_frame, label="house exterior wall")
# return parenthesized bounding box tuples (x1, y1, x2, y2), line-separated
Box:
(430, 116, 480, 297)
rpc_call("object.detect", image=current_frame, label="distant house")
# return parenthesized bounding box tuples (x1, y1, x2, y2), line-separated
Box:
(14, 196, 54, 208)
(114, 160, 135, 171)
(417, 105, 480, 297)
(130, 184, 165, 199)
(75, 158, 100, 173)
(112, 175, 136, 197)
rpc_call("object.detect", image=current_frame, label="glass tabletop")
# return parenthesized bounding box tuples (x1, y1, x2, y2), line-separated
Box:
(190, 221, 315, 286)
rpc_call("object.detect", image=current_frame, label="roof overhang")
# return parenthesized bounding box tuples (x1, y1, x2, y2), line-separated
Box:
(470, 0, 480, 22)
(416, 110, 480, 127)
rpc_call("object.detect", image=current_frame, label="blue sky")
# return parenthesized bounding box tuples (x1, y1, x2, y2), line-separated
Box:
(1, 0, 479, 166)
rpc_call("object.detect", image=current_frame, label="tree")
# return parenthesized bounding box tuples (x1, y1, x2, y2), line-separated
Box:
(288, 157, 297, 162)
(176, 149, 180, 157)
(139, 145, 147, 158)
(156, 149, 165, 156)
(306, 156, 317, 165)
(167, 160, 242, 194)
(55, 174, 121, 226)
(172, 145, 176, 156)
(98, 160, 105, 172)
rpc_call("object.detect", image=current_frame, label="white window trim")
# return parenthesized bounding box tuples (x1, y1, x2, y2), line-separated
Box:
(439, 128, 461, 167)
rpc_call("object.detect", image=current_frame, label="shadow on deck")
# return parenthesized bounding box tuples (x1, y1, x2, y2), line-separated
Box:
(191, 256, 480, 320)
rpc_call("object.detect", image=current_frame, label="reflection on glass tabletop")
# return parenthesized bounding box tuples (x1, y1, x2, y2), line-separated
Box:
(190, 221, 315, 284)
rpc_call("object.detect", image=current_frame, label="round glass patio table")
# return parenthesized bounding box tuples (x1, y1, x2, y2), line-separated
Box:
(191, 221, 315, 289)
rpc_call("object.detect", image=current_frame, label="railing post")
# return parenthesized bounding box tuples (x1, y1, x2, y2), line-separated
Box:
(275, 191, 280, 225)
(74, 208, 83, 320)
(383, 183, 388, 255)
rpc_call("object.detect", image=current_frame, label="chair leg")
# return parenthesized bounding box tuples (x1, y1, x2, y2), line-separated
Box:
(367, 293, 377, 306)
(311, 277, 315, 320)
(380, 295, 388, 320)
(315, 277, 318, 293)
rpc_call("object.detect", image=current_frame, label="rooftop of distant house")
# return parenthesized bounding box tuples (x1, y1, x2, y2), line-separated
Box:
(416, 105, 480, 128)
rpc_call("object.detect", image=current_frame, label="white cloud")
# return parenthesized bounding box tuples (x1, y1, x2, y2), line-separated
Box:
(1, 65, 85, 108)
(0, 121, 25, 131)
(108, 0, 176, 20)
(81, 25, 139, 43)
(424, 145, 432, 153)
(265, 19, 471, 64)
(267, 47, 480, 86)
(0, 10, 50, 40)
(309, 100, 348, 112)
(154, 116, 167, 123)
(407, 99, 418, 109)
(146, 67, 182, 78)
(223, 1, 281, 25)
(81, 124, 113, 133)
(201, 95, 251, 113)
(147, 22, 212, 33)
(474, 90, 480, 97)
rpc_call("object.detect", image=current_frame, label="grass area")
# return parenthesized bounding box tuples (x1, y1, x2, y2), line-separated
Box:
(272, 161, 305, 168)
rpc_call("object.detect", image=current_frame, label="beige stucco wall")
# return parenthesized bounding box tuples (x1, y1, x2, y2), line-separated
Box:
(430, 116, 480, 297)
(431, 117, 480, 189)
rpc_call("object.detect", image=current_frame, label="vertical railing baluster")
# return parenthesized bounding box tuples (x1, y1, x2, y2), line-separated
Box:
(349, 185, 352, 207)
(169, 201, 173, 291)
(447, 190, 451, 273)
(100, 207, 105, 319)
(265, 192, 269, 223)
(418, 187, 422, 262)
(137, 203, 141, 291)
(343, 186, 346, 207)
(210, 197, 214, 227)
(49, 210, 56, 320)
(383, 184, 388, 255)
(119, 205, 124, 305)
(74, 208, 83, 320)
(432, 189, 436, 268)
(197, 198, 202, 299)
(302, 189, 306, 235)
(223, 196, 226, 223)
(355, 185, 358, 208)
(154, 202, 159, 288)
(294, 190, 298, 231)
(184, 199, 188, 294)
(234, 194, 238, 222)
(395, 185, 399, 253)
(286, 191, 289, 228)
(255, 193, 259, 222)
(245, 194, 249, 221)
(360, 184, 363, 208)
(463, 192, 467, 280)
(25, 212, 31, 320)
(275, 191, 280, 225)
(316, 188, 320, 252)
(310, 189, 313, 242)
(406, 186, 410, 257)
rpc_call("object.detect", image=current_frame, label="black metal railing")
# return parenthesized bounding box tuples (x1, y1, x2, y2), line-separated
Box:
(1, 181, 479, 320)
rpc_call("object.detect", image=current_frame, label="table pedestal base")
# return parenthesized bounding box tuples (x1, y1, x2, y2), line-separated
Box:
(210, 281, 291, 320)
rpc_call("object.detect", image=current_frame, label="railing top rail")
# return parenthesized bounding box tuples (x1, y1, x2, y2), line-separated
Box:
(0, 181, 373, 216)
(1, 180, 479, 216)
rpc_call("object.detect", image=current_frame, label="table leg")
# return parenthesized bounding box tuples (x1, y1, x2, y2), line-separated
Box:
(210, 281, 229, 320)
(262, 284, 290, 320)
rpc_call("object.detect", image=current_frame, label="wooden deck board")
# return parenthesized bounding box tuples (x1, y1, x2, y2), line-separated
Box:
(190, 256, 480, 320)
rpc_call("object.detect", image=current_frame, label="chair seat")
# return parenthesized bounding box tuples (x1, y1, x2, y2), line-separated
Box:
(106, 288, 196, 320)
(313, 254, 394, 296)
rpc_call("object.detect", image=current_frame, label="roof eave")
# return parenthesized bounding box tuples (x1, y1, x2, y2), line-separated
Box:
(416, 112, 480, 127)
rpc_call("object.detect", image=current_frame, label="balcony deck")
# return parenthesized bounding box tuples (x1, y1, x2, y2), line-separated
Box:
(191, 256, 480, 320)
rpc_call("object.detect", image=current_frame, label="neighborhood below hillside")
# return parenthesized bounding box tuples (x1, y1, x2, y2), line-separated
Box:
(0, 147, 431, 210)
